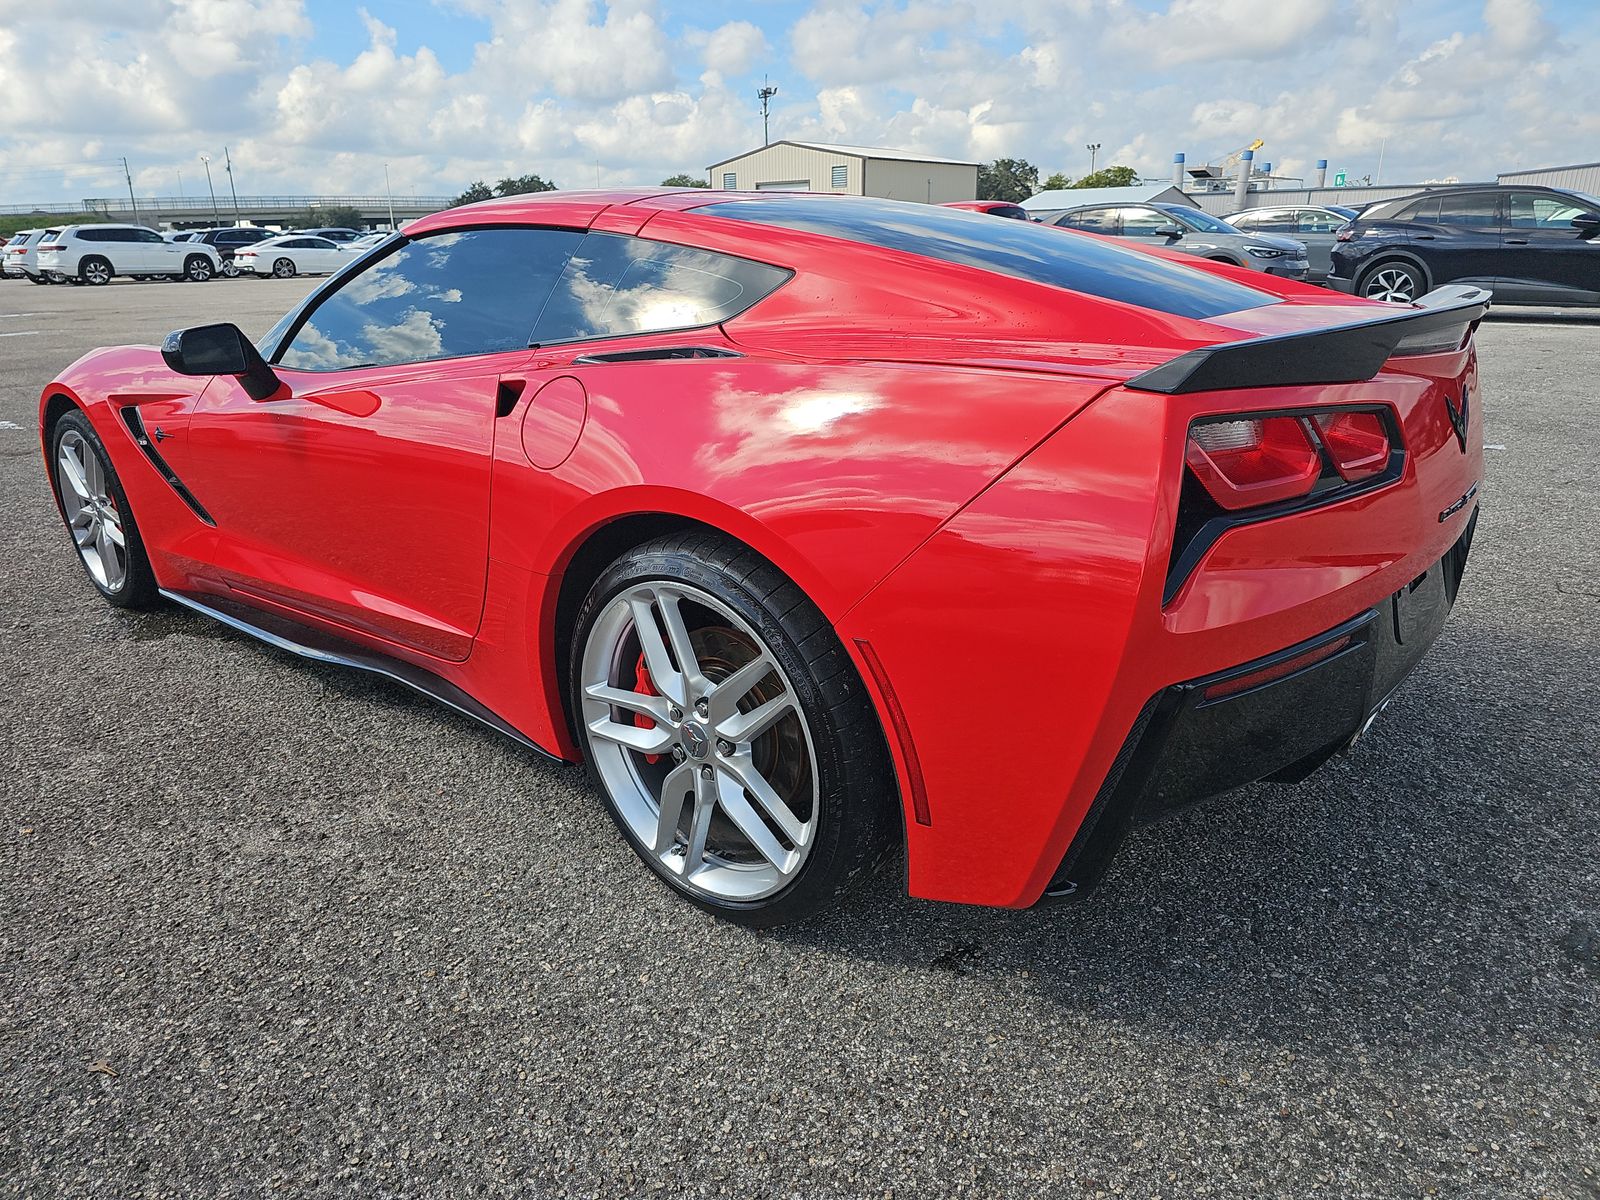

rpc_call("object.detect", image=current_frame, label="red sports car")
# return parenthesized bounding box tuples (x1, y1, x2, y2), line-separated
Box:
(943, 200, 1033, 220)
(40, 190, 1486, 925)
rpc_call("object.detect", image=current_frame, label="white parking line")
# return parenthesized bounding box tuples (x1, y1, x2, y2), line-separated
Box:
(0, 421, 24, 430)
(0, 312, 47, 318)
(0, 330, 40, 338)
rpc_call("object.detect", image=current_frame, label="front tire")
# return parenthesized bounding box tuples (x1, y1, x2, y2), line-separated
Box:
(79, 256, 113, 286)
(48, 410, 159, 608)
(570, 532, 893, 926)
(1358, 259, 1425, 304)
(183, 255, 213, 282)
(271, 257, 296, 278)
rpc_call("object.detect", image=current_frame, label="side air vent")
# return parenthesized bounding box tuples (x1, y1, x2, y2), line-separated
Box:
(572, 346, 741, 365)
(118, 406, 216, 526)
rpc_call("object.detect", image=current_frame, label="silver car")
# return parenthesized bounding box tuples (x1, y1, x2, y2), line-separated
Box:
(1037, 202, 1310, 279)
(1226, 205, 1358, 284)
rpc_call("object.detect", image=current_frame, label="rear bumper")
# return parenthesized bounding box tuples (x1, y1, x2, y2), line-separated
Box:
(1041, 508, 1476, 901)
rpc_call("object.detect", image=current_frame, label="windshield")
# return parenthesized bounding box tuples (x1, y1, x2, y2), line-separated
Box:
(1164, 207, 1240, 234)
(1326, 205, 1358, 220)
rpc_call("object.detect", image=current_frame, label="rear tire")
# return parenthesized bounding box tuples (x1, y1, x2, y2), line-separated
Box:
(570, 531, 894, 926)
(1358, 259, 1425, 304)
(79, 256, 113, 286)
(272, 257, 296, 278)
(47, 409, 159, 609)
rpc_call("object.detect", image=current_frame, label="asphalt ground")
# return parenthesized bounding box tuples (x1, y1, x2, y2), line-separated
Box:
(1, 276, 1597, 1199)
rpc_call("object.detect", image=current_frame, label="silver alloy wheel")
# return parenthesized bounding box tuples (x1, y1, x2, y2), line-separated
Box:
(55, 429, 127, 592)
(272, 258, 295, 278)
(1363, 266, 1417, 303)
(186, 257, 212, 281)
(82, 259, 111, 285)
(221, 259, 240, 277)
(579, 582, 819, 902)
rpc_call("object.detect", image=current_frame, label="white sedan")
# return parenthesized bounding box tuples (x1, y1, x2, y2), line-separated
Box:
(234, 235, 357, 278)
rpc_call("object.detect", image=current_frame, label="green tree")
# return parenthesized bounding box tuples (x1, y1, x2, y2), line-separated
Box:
(303, 204, 365, 230)
(494, 174, 557, 196)
(1041, 172, 1072, 191)
(660, 174, 709, 188)
(452, 180, 494, 207)
(976, 158, 1039, 203)
(1071, 165, 1139, 189)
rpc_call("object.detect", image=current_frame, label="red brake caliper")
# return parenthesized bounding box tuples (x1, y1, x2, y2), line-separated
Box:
(634, 653, 663, 764)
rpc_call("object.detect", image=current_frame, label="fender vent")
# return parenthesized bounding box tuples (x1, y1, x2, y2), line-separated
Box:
(118, 405, 215, 526)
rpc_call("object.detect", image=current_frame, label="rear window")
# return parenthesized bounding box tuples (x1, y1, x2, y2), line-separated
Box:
(697, 196, 1272, 320)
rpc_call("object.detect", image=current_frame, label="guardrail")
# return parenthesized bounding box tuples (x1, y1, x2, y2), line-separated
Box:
(0, 195, 456, 216)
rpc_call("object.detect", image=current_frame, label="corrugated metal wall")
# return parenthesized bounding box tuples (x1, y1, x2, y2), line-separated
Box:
(1190, 184, 1459, 216)
(863, 160, 979, 203)
(1497, 163, 1600, 195)
(712, 146, 859, 194)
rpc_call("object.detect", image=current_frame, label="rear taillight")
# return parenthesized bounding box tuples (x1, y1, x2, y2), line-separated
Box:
(1335, 228, 1355, 241)
(37, 243, 64, 251)
(1313, 411, 1390, 481)
(1184, 417, 1321, 511)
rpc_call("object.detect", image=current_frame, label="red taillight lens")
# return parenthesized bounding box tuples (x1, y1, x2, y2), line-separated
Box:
(1313, 411, 1390, 481)
(1335, 228, 1355, 241)
(38, 243, 64, 251)
(1185, 417, 1321, 511)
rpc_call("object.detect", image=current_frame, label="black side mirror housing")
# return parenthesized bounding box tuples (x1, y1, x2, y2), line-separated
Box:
(1572, 211, 1600, 238)
(1154, 223, 1184, 239)
(160, 323, 282, 401)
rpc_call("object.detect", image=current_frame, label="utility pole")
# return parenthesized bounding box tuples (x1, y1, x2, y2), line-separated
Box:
(199, 155, 220, 221)
(758, 77, 779, 146)
(1085, 143, 1101, 174)
(223, 145, 241, 223)
(121, 157, 140, 224)
(384, 162, 396, 230)
(177, 168, 184, 197)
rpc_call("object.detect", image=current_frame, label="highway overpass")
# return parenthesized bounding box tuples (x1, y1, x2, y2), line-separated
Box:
(0, 194, 456, 230)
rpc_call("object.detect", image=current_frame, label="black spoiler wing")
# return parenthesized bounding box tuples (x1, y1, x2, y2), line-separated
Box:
(1125, 285, 1491, 395)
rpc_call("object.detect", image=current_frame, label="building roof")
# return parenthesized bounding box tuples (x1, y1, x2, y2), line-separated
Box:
(1498, 160, 1600, 179)
(707, 140, 980, 170)
(1020, 184, 1198, 212)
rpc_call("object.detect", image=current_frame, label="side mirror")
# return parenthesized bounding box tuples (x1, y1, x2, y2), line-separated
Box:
(160, 322, 282, 401)
(1154, 223, 1184, 239)
(1572, 211, 1600, 238)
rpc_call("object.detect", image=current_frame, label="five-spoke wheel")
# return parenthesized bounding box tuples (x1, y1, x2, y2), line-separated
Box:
(572, 533, 892, 925)
(48, 411, 157, 607)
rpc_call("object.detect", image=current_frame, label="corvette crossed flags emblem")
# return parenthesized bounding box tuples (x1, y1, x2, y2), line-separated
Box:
(1443, 384, 1470, 453)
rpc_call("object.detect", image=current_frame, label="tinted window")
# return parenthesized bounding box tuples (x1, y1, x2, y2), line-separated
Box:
(1235, 210, 1292, 232)
(1389, 197, 1438, 222)
(1119, 207, 1172, 236)
(1295, 210, 1345, 233)
(131, 229, 164, 243)
(277, 227, 584, 371)
(703, 196, 1273, 320)
(531, 232, 792, 345)
(1055, 207, 1118, 234)
(989, 205, 1028, 220)
(75, 229, 111, 242)
(1508, 192, 1588, 229)
(1435, 193, 1500, 227)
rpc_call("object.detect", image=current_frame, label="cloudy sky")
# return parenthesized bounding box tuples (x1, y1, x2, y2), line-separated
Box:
(0, 0, 1595, 206)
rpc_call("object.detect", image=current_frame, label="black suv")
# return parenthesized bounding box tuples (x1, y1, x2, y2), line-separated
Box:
(189, 227, 279, 277)
(1330, 185, 1600, 305)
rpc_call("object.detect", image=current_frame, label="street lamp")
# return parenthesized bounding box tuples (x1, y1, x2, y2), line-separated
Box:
(384, 162, 396, 231)
(199, 155, 220, 221)
(1085, 143, 1101, 174)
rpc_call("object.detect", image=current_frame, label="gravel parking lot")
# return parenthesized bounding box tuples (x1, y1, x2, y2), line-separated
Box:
(2, 277, 1597, 1198)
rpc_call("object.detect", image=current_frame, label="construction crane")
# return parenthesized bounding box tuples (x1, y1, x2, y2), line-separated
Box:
(1186, 139, 1264, 191)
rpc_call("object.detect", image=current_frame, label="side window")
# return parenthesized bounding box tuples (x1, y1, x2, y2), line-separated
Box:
(1435, 193, 1500, 228)
(1229, 212, 1262, 230)
(133, 229, 165, 243)
(1508, 193, 1585, 229)
(1059, 207, 1118, 234)
(76, 229, 106, 242)
(1395, 196, 1441, 223)
(1296, 210, 1342, 234)
(1118, 207, 1170, 236)
(531, 232, 791, 345)
(277, 227, 585, 371)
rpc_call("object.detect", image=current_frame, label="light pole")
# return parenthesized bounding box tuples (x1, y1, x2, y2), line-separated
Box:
(223, 145, 241, 223)
(1085, 143, 1101, 174)
(199, 155, 220, 221)
(758, 77, 779, 146)
(383, 162, 396, 230)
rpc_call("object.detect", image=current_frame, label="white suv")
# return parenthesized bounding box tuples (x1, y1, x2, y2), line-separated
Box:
(35, 224, 221, 285)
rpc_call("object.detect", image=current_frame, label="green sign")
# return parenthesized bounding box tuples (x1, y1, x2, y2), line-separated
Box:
(1333, 171, 1347, 187)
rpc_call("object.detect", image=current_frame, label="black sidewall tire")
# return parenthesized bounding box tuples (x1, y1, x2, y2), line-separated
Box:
(80, 257, 112, 286)
(570, 533, 893, 928)
(1359, 259, 1425, 301)
(47, 409, 160, 609)
(273, 258, 295, 278)
(184, 255, 212, 282)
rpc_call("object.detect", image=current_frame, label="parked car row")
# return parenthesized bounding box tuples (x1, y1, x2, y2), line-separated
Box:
(950, 183, 1600, 305)
(2, 224, 392, 285)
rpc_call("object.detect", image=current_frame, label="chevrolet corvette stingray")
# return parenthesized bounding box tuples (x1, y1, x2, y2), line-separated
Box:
(39, 190, 1486, 925)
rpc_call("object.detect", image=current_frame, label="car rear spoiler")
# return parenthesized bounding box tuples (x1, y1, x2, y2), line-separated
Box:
(1125, 285, 1491, 395)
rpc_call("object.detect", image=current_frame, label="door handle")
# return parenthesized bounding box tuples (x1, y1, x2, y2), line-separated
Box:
(495, 378, 526, 418)
(1413, 234, 1435, 240)
(1505, 238, 1529, 245)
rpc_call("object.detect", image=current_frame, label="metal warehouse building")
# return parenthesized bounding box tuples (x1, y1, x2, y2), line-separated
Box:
(1497, 161, 1600, 194)
(706, 141, 979, 203)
